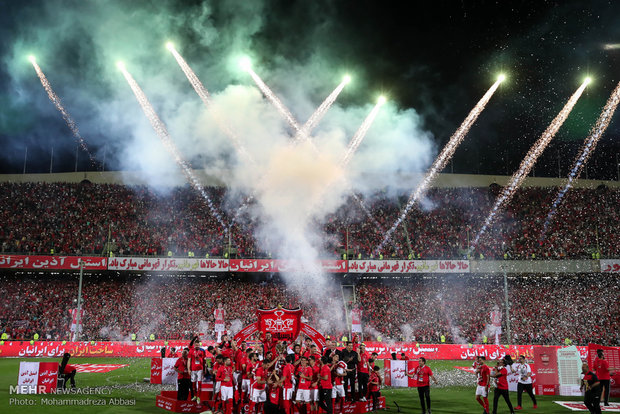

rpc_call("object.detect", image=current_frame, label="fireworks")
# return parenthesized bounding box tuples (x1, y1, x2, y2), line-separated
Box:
(242, 61, 300, 134)
(30, 57, 99, 168)
(376, 77, 504, 254)
(340, 96, 386, 167)
(117, 63, 228, 233)
(541, 80, 620, 240)
(473, 79, 590, 247)
(167, 44, 252, 162)
(293, 75, 351, 144)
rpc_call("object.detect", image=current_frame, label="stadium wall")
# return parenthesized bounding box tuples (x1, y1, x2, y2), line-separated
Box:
(0, 170, 618, 188)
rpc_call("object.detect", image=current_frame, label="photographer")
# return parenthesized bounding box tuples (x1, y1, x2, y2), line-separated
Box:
(59, 352, 77, 389)
(580, 363, 602, 414)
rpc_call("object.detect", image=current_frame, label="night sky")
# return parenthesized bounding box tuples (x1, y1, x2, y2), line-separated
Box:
(1, 0, 619, 180)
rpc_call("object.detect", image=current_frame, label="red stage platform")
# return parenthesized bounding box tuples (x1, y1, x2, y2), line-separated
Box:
(156, 391, 386, 414)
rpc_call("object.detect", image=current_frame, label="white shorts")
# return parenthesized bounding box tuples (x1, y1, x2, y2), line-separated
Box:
(221, 385, 234, 401)
(296, 389, 311, 402)
(310, 389, 319, 402)
(191, 370, 203, 382)
(332, 385, 345, 398)
(475, 385, 488, 397)
(283, 387, 294, 400)
(242, 379, 251, 393)
(234, 372, 242, 386)
(215, 382, 221, 395)
(252, 388, 267, 403)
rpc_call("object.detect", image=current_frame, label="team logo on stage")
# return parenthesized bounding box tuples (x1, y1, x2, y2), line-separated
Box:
(257, 307, 302, 342)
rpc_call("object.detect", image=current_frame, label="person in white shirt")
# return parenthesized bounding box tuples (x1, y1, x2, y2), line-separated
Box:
(511, 355, 537, 410)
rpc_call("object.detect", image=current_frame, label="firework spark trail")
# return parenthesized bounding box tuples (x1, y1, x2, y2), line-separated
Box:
(541, 81, 620, 240)
(340, 99, 385, 167)
(30, 59, 99, 168)
(293, 78, 349, 144)
(375, 79, 503, 254)
(247, 68, 300, 134)
(118, 64, 228, 233)
(167, 45, 253, 163)
(473, 80, 590, 247)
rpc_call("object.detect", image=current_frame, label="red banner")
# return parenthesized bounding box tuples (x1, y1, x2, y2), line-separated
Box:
(229, 259, 347, 273)
(0, 255, 106, 270)
(362, 342, 588, 361)
(257, 307, 302, 342)
(0, 341, 590, 360)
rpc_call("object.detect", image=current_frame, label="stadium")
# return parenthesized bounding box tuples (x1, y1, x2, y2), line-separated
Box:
(1, 1, 619, 414)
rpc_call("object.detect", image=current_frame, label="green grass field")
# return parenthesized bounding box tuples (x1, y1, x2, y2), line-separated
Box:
(0, 358, 595, 413)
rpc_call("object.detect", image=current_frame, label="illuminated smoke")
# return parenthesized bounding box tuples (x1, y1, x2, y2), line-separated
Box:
(166, 44, 253, 163)
(473, 80, 590, 247)
(117, 63, 228, 233)
(340, 99, 386, 167)
(376, 79, 503, 253)
(238, 68, 380, 231)
(30, 59, 99, 168)
(293, 78, 349, 144)
(541, 81, 620, 240)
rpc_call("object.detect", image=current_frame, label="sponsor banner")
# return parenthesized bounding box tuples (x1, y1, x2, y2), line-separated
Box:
(229, 259, 347, 273)
(601, 259, 620, 273)
(17, 361, 58, 394)
(0, 255, 106, 270)
(107, 257, 229, 272)
(348, 259, 469, 274)
(588, 343, 620, 398)
(554, 401, 620, 411)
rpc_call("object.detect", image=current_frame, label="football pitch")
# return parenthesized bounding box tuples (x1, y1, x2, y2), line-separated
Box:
(0, 358, 593, 413)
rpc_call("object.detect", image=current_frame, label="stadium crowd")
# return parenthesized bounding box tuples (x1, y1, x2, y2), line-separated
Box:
(1, 274, 617, 346)
(0, 182, 617, 260)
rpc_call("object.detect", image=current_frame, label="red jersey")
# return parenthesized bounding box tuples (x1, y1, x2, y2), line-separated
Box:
(593, 357, 611, 380)
(358, 352, 370, 374)
(282, 363, 295, 389)
(62, 364, 76, 374)
(412, 365, 433, 387)
(254, 366, 267, 390)
(334, 361, 347, 385)
(320, 364, 332, 389)
(216, 365, 234, 387)
(298, 366, 312, 390)
(310, 364, 320, 389)
(235, 351, 247, 372)
(269, 385, 281, 405)
(188, 348, 206, 371)
(477, 364, 490, 386)
(174, 357, 190, 380)
(495, 367, 509, 390)
(369, 371, 381, 392)
(245, 360, 256, 382)
(262, 336, 278, 356)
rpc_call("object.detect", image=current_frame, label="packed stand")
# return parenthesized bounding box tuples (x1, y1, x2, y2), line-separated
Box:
(0, 274, 618, 346)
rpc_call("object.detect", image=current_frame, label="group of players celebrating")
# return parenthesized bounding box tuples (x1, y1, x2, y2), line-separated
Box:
(172, 332, 382, 414)
(170, 330, 615, 414)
